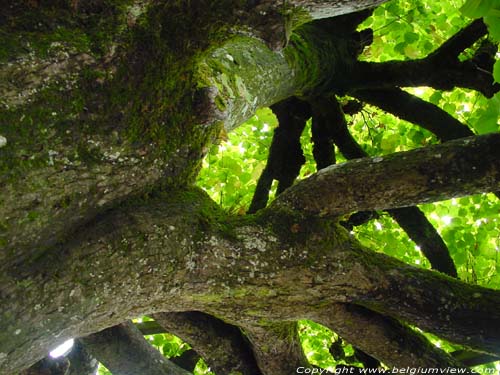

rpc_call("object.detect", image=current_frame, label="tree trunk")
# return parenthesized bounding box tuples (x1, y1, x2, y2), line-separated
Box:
(1, 0, 498, 373)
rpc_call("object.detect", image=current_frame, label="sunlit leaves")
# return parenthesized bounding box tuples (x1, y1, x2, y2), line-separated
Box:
(197, 108, 277, 213)
(298, 320, 337, 371)
(360, 0, 465, 61)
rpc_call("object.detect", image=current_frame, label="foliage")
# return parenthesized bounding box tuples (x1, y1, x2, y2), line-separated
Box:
(197, 108, 278, 214)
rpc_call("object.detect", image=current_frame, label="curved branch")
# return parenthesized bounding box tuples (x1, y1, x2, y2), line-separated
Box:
(248, 97, 310, 213)
(80, 321, 190, 375)
(347, 21, 499, 97)
(427, 19, 489, 62)
(352, 88, 474, 142)
(351, 249, 500, 356)
(350, 59, 499, 98)
(316, 304, 464, 368)
(307, 96, 458, 276)
(274, 133, 500, 216)
(4, 188, 500, 371)
(153, 311, 261, 375)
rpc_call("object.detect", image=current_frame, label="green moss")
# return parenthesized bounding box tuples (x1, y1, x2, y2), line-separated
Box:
(280, 5, 313, 42)
(0, 0, 135, 61)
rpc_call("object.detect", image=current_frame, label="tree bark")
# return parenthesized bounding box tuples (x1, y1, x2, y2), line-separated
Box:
(275, 133, 500, 216)
(80, 322, 190, 375)
(2, 186, 500, 372)
(1, 1, 499, 373)
(153, 312, 261, 375)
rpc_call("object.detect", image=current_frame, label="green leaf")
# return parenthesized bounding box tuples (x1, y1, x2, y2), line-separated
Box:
(460, 0, 494, 18)
(404, 31, 420, 43)
(493, 60, 500, 84)
(484, 14, 500, 39)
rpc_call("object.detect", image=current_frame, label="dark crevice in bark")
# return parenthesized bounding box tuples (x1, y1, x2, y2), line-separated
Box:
(153, 311, 262, 375)
(308, 96, 457, 277)
(346, 20, 499, 97)
(248, 97, 311, 213)
(340, 210, 379, 231)
(21, 357, 69, 375)
(21, 341, 98, 375)
(80, 321, 190, 375)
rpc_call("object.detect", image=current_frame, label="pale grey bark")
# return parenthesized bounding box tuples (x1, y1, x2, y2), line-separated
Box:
(275, 133, 500, 216)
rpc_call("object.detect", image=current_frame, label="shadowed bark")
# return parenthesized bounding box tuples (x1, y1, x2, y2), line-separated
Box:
(248, 97, 311, 213)
(80, 321, 190, 375)
(347, 20, 499, 97)
(242, 322, 309, 375)
(316, 304, 464, 369)
(153, 312, 261, 375)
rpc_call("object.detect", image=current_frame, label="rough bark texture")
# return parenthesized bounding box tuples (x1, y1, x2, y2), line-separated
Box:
(80, 321, 190, 375)
(1, 0, 499, 373)
(275, 133, 500, 216)
(153, 312, 261, 375)
(317, 304, 464, 368)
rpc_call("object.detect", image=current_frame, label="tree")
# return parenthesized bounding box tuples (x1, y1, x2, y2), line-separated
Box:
(1, 0, 500, 373)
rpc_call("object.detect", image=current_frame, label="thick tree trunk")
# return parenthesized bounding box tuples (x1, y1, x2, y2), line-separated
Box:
(2, 186, 500, 372)
(1, 0, 498, 373)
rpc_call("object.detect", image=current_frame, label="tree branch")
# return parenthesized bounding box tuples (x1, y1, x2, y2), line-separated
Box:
(347, 21, 499, 97)
(386, 208, 457, 277)
(352, 88, 474, 142)
(317, 304, 464, 368)
(153, 311, 261, 375)
(452, 350, 500, 367)
(242, 321, 310, 374)
(305, 96, 458, 276)
(311, 97, 337, 169)
(351, 249, 500, 356)
(274, 133, 500, 216)
(80, 321, 190, 375)
(66, 341, 98, 375)
(4, 188, 500, 372)
(427, 19, 488, 62)
(248, 97, 310, 213)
